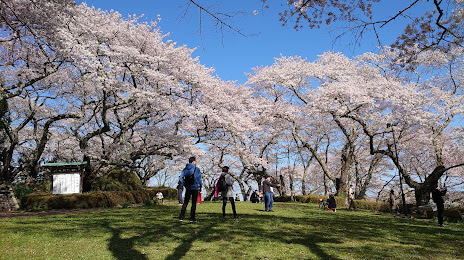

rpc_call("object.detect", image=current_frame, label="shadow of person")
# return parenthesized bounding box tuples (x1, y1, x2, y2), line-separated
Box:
(102, 220, 148, 260)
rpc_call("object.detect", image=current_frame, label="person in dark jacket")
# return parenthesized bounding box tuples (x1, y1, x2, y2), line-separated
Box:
(220, 166, 238, 219)
(327, 194, 336, 212)
(179, 156, 203, 222)
(263, 176, 280, 212)
(176, 180, 184, 204)
(250, 190, 259, 203)
(431, 181, 447, 227)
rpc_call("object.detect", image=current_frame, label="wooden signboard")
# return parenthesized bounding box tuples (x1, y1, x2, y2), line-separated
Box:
(42, 162, 87, 195)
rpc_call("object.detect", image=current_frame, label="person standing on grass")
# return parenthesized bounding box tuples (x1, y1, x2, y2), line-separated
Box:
(179, 156, 202, 222)
(431, 180, 447, 227)
(220, 166, 238, 219)
(263, 176, 280, 212)
(388, 190, 397, 213)
(176, 180, 184, 204)
(348, 184, 356, 210)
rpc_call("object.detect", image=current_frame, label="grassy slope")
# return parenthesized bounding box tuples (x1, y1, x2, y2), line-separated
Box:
(0, 202, 463, 260)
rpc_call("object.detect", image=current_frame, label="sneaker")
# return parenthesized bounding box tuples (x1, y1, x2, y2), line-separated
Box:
(179, 218, 184, 222)
(189, 219, 197, 223)
(438, 224, 445, 227)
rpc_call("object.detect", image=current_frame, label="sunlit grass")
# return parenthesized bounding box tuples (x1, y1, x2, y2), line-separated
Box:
(1, 202, 463, 259)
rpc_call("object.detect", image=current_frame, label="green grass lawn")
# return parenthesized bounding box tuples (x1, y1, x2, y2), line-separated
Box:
(1, 202, 463, 260)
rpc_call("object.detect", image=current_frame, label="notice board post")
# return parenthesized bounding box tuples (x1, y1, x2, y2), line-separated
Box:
(42, 162, 88, 194)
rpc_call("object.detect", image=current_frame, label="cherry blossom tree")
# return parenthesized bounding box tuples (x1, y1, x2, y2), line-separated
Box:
(272, 0, 463, 50)
(341, 46, 464, 206)
(1, 0, 258, 188)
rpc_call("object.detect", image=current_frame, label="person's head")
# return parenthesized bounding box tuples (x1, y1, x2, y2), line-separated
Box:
(189, 156, 196, 164)
(265, 176, 271, 181)
(222, 166, 229, 172)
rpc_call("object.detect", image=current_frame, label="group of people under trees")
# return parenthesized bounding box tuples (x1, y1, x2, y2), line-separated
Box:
(177, 156, 450, 227)
(177, 156, 283, 222)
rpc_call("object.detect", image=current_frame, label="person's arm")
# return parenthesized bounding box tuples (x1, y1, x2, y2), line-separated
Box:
(179, 169, 185, 186)
(197, 168, 203, 189)
(269, 182, 280, 188)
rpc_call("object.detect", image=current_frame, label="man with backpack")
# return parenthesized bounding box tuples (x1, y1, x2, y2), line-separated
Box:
(179, 156, 203, 222)
(218, 166, 238, 219)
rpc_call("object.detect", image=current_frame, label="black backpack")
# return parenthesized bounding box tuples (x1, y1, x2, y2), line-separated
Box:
(217, 174, 227, 192)
(183, 169, 196, 187)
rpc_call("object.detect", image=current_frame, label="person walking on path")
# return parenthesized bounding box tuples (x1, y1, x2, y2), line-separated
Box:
(263, 176, 280, 212)
(431, 180, 447, 227)
(220, 166, 238, 219)
(348, 185, 356, 210)
(179, 156, 203, 222)
(176, 180, 184, 204)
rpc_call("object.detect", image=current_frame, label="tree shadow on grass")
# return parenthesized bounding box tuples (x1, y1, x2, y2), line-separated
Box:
(164, 220, 217, 260)
(100, 220, 149, 260)
(5, 204, 463, 259)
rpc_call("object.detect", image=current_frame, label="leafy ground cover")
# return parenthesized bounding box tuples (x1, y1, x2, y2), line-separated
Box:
(0, 202, 463, 259)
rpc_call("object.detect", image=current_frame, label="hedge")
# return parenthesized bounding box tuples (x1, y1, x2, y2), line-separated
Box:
(20, 187, 177, 211)
(275, 195, 391, 212)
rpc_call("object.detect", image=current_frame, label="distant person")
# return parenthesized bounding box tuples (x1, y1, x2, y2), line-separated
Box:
(388, 190, 397, 213)
(250, 190, 259, 203)
(176, 180, 184, 204)
(348, 185, 356, 210)
(179, 156, 203, 223)
(327, 194, 336, 212)
(263, 176, 280, 212)
(431, 181, 447, 227)
(220, 166, 238, 219)
(259, 190, 263, 203)
(319, 198, 328, 210)
(156, 191, 164, 204)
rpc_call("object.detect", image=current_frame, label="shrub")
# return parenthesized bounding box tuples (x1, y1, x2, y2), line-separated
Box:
(20, 187, 179, 211)
(275, 195, 391, 212)
(354, 200, 390, 212)
(13, 184, 33, 200)
(146, 186, 178, 200)
(92, 170, 143, 191)
(20, 189, 157, 210)
(120, 201, 132, 208)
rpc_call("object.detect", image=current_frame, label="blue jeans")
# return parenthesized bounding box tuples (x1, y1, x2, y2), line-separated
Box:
(265, 192, 273, 211)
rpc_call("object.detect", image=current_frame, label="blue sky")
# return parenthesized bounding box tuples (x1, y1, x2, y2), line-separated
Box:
(81, 0, 422, 84)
